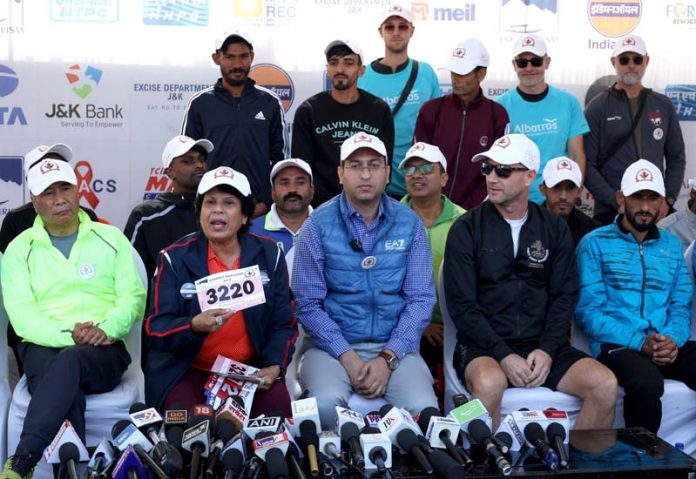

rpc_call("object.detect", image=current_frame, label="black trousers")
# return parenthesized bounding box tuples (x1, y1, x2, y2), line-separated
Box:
(15, 341, 130, 459)
(598, 340, 696, 434)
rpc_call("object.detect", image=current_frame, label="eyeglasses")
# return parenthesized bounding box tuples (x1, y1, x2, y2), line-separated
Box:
(618, 55, 644, 66)
(514, 56, 545, 68)
(383, 24, 410, 32)
(403, 163, 436, 176)
(343, 161, 385, 173)
(481, 162, 528, 178)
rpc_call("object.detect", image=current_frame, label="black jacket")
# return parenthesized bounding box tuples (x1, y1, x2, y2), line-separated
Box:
(443, 201, 578, 361)
(123, 192, 198, 280)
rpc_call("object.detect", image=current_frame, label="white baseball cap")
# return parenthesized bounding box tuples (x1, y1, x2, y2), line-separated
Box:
(399, 142, 447, 171)
(612, 34, 647, 57)
(270, 158, 313, 184)
(440, 38, 489, 76)
(542, 157, 582, 188)
(214, 29, 253, 51)
(379, 4, 413, 24)
(687, 177, 696, 191)
(198, 166, 252, 197)
(25, 143, 73, 171)
(26, 159, 78, 196)
(340, 132, 387, 163)
(162, 135, 214, 168)
(472, 134, 540, 172)
(621, 159, 665, 197)
(513, 35, 548, 57)
(325, 39, 364, 64)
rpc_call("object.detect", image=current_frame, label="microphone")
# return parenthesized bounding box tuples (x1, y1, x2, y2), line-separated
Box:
(349, 239, 363, 252)
(244, 416, 282, 440)
(395, 429, 433, 474)
(467, 419, 512, 476)
(111, 446, 147, 479)
(58, 443, 80, 479)
(360, 432, 392, 473)
(418, 407, 470, 467)
(286, 442, 307, 479)
(111, 420, 169, 479)
(495, 414, 525, 451)
(182, 406, 214, 479)
(339, 422, 365, 470)
(129, 403, 184, 476)
(547, 422, 569, 468)
(524, 422, 560, 471)
(364, 410, 382, 430)
(253, 431, 290, 479)
(220, 444, 245, 479)
(494, 431, 512, 455)
(415, 437, 467, 479)
(448, 398, 492, 449)
(291, 398, 321, 477)
(204, 418, 239, 479)
(217, 395, 248, 432)
(87, 437, 116, 479)
(43, 420, 89, 465)
(378, 406, 432, 473)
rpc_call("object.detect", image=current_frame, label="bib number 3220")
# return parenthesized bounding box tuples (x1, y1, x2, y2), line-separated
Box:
(195, 265, 266, 312)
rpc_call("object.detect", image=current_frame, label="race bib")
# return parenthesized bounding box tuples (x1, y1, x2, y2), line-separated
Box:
(195, 265, 266, 312)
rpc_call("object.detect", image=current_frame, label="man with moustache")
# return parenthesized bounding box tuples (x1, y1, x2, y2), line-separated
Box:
(124, 135, 212, 280)
(443, 134, 617, 430)
(182, 31, 288, 217)
(584, 35, 685, 224)
(576, 160, 695, 434)
(358, 4, 441, 199)
(250, 158, 314, 260)
(293, 133, 437, 428)
(292, 40, 394, 207)
(539, 157, 600, 246)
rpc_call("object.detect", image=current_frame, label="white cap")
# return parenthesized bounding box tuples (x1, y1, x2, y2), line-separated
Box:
(687, 177, 696, 191)
(440, 38, 489, 76)
(612, 34, 647, 57)
(472, 134, 540, 172)
(162, 135, 214, 168)
(214, 29, 253, 51)
(513, 35, 547, 57)
(25, 143, 73, 171)
(340, 132, 387, 163)
(198, 166, 252, 197)
(621, 159, 665, 197)
(542, 157, 582, 188)
(379, 4, 412, 24)
(270, 158, 313, 183)
(399, 142, 447, 171)
(26, 159, 78, 196)
(325, 39, 364, 64)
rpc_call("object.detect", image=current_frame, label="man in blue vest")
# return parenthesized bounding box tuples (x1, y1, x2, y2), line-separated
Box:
(293, 132, 438, 428)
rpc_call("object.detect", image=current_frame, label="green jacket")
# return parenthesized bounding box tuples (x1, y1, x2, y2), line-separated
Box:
(1, 210, 146, 348)
(402, 194, 465, 324)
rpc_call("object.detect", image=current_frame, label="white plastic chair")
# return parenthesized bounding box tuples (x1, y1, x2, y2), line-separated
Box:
(0, 253, 13, 464)
(6, 248, 147, 479)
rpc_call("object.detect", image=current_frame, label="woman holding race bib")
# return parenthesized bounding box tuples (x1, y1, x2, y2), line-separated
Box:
(144, 166, 297, 418)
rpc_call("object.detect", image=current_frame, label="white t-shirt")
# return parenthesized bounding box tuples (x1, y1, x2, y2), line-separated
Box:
(505, 211, 529, 257)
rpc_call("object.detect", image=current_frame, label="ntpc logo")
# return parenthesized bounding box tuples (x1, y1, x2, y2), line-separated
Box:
(0, 64, 27, 125)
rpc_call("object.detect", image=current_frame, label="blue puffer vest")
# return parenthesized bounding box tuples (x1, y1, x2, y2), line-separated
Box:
(311, 194, 422, 343)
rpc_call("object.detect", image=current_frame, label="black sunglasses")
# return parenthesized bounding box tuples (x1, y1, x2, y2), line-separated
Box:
(383, 24, 410, 32)
(514, 56, 544, 68)
(481, 162, 528, 178)
(618, 55, 644, 66)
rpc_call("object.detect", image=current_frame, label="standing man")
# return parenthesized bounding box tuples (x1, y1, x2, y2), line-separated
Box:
(182, 31, 288, 217)
(124, 135, 212, 280)
(658, 178, 696, 250)
(293, 133, 437, 428)
(1, 159, 145, 479)
(358, 4, 441, 199)
(292, 40, 394, 207)
(249, 158, 314, 261)
(443, 134, 617, 430)
(399, 142, 465, 388)
(584, 35, 685, 224)
(539, 157, 601, 246)
(497, 35, 589, 204)
(576, 160, 695, 434)
(414, 38, 508, 209)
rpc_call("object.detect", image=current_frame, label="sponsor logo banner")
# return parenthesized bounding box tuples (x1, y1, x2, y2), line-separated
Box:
(666, 2, 696, 28)
(0, 156, 24, 220)
(500, 0, 558, 36)
(250, 63, 295, 111)
(50, 0, 119, 23)
(666, 84, 696, 121)
(0, 0, 24, 34)
(142, 0, 209, 26)
(0, 63, 27, 126)
(587, 0, 641, 37)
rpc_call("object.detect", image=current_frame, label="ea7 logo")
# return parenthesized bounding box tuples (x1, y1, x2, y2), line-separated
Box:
(385, 239, 406, 251)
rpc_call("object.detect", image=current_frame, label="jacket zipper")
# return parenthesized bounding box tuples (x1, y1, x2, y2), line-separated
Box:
(447, 109, 467, 197)
(639, 243, 647, 324)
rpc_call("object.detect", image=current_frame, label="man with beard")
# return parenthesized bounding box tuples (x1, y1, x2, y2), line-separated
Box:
(124, 135, 212, 280)
(358, 4, 440, 199)
(539, 157, 600, 246)
(584, 35, 685, 224)
(292, 40, 394, 206)
(250, 158, 314, 262)
(576, 159, 695, 434)
(182, 31, 288, 217)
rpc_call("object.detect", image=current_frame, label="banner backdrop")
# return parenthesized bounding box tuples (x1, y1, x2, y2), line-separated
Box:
(1, 0, 695, 228)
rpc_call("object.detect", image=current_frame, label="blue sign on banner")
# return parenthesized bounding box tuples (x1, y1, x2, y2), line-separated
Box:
(143, 0, 209, 26)
(665, 84, 696, 121)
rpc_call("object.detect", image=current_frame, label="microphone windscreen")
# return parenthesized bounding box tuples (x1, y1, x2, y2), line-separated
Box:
(165, 426, 184, 448)
(111, 419, 133, 438)
(467, 419, 491, 444)
(339, 422, 359, 441)
(221, 449, 244, 474)
(378, 404, 394, 417)
(524, 423, 545, 443)
(417, 407, 441, 432)
(265, 448, 289, 479)
(59, 443, 80, 463)
(128, 402, 147, 414)
(546, 422, 566, 442)
(299, 420, 318, 447)
(216, 418, 238, 441)
(396, 429, 418, 450)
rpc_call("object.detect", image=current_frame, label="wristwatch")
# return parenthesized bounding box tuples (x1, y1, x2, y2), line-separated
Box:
(379, 350, 399, 371)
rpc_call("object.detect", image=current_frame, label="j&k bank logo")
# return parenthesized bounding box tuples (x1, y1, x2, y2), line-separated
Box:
(74, 160, 117, 209)
(250, 64, 295, 112)
(587, 0, 641, 37)
(45, 64, 125, 129)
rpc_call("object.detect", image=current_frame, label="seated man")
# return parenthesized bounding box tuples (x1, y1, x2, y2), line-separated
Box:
(249, 158, 314, 259)
(399, 142, 465, 389)
(444, 133, 617, 430)
(539, 156, 601, 246)
(293, 132, 438, 428)
(576, 159, 695, 434)
(658, 177, 696, 250)
(0, 159, 146, 479)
